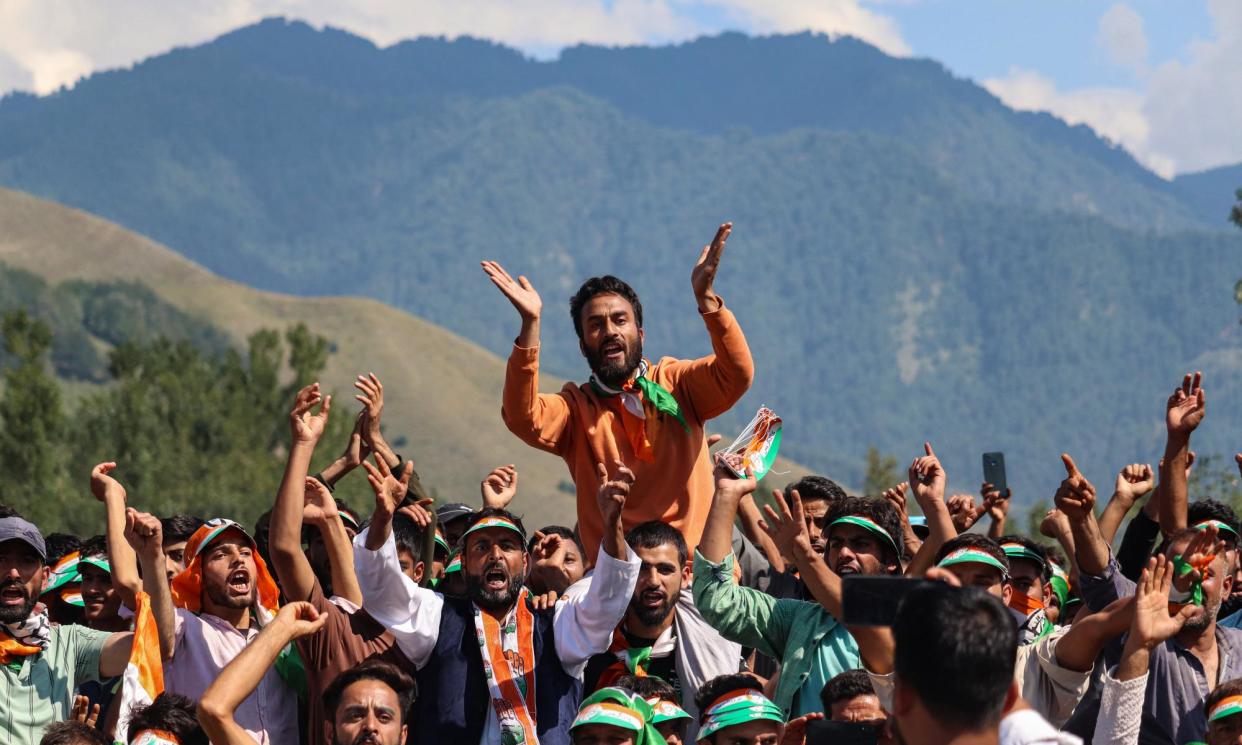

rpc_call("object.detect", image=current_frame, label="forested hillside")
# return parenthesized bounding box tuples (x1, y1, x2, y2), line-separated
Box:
(1, 20, 1240, 500)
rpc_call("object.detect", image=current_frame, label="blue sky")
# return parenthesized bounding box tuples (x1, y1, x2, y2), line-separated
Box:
(0, 0, 1238, 175)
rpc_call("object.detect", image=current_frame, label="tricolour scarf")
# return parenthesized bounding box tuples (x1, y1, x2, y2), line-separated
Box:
(590, 360, 688, 463)
(473, 588, 539, 744)
(593, 624, 676, 692)
(0, 602, 50, 665)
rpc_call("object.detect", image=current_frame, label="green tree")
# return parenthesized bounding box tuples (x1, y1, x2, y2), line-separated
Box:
(0, 311, 68, 527)
(862, 445, 900, 497)
(1187, 453, 1242, 515)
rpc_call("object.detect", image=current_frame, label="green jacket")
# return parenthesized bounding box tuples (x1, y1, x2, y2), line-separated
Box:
(692, 550, 860, 716)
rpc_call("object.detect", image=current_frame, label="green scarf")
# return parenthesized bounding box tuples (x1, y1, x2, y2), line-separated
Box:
(590, 360, 689, 433)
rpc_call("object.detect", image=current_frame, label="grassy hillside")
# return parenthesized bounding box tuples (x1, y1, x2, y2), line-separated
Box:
(0, 186, 810, 527)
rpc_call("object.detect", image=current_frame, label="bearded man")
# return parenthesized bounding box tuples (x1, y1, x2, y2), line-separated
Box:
(354, 456, 642, 745)
(482, 222, 754, 558)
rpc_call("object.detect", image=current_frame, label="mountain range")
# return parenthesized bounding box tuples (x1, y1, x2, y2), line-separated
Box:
(1, 18, 1240, 503)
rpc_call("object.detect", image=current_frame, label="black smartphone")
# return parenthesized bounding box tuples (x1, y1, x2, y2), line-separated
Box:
(983, 451, 1007, 496)
(842, 575, 938, 627)
(806, 719, 880, 745)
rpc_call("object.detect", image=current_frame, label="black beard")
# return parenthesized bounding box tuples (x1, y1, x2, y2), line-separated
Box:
(204, 579, 255, 610)
(630, 592, 675, 628)
(1184, 597, 1222, 634)
(0, 597, 35, 625)
(467, 570, 523, 613)
(587, 337, 643, 388)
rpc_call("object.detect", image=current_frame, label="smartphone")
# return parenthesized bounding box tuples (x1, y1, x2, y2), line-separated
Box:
(983, 452, 1007, 496)
(806, 720, 880, 745)
(842, 575, 939, 627)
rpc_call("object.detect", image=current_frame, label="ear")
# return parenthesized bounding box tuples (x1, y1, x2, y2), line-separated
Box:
(413, 561, 426, 583)
(892, 678, 914, 717)
(579, 337, 589, 359)
(1003, 681, 1020, 714)
(1042, 579, 1054, 607)
(638, 327, 645, 344)
(681, 563, 692, 589)
(1002, 583, 1013, 606)
(38, 565, 50, 593)
(323, 720, 334, 745)
(1223, 570, 1234, 598)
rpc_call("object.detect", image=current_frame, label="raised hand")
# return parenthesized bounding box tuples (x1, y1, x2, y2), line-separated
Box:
(882, 482, 910, 521)
(123, 508, 164, 563)
(481, 464, 519, 510)
(1132, 555, 1199, 647)
(289, 382, 331, 444)
(344, 410, 370, 467)
(302, 477, 339, 526)
(909, 442, 946, 510)
(712, 461, 758, 503)
(273, 601, 327, 640)
(1166, 371, 1206, 437)
(71, 695, 100, 727)
(1040, 508, 1071, 540)
(982, 486, 1010, 522)
(1055, 454, 1097, 522)
(90, 461, 126, 503)
(691, 222, 732, 311)
(946, 494, 983, 533)
(353, 373, 386, 445)
(1113, 463, 1155, 506)
(481, 261, 542, 321)
(1172, 523, 1226, 595)
(760, 489, 815, 560)
(530, 590, 560, 612)
(596, 460, 634, 528)
(780, 712, 824, 745)
(362, 455, 413, 520)
(397, 500, 435, 529)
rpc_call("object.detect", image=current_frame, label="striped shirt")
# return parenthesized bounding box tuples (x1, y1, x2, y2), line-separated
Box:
(0, 623, 108, 745)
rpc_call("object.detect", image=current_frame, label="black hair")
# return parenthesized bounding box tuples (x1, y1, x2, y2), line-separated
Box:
(1189, 499, 1241, 546)
(996, 534, 1048, 577)
(894, 585, 1016, 730)
(0, 504, 22, 519)
(37, 722, 108, 745)
(616, 673, 679, 703)
(788, 475, 848, 505)
(334, 499, 361, 529)
(161, 515, 205, 543)
(44, 533, 82, 566)
(820, 669, 876, 712)
(463, 508, 528, 546)
(825, 496, 906, 564)
(78, 534, 108, 560)
(694, 673, 764, 719)
(570, 275, 643, 340)
(323, 658, 417, 724)
(392, 513, 426, 561)
(528, 525, 585, 557)
(625, 521, 688, 567)
(130, 693, 208, 745)
(935, 534, 1011, 574)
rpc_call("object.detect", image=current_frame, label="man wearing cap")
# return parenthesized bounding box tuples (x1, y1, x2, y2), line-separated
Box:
(133, 506, 296, 745)
(438, 503, 475, 548)
(617, 675, 693, 745)
(996, 535, 1054, 643)
(485, 223, 754, 560)
(570, 687, 667, 745)
(354, 456, 641, 744)
(0, 513, 137, 745)
(693, 674, 785, 745)
(267, 383, 410, 745)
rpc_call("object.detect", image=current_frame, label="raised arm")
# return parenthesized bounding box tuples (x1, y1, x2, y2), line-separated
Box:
(1056, 454, 1109, 577)
(481, 464, 519, 511)
(760, 489, 895, 674)
(198, 602, 326, 745)
(1159, 372, 1205, 537)
(270, 383, 332, 603)
(1040, 509, 1080, 589)
(670, 223, 754, 420)
(91, 462, 140, 610)
(315, 410, 370, 488)
(484, 261, 574, 451)
(1099, 464, 1155, 546)
(554, 462, 641, 674)
(981, 483, 1009, 541)
(305, 478, 362, 606)
(124, 509, 175, 661)
(355, 373, 401, 470)
(906, 444, 955, 577)
(882, 483, 922, 562)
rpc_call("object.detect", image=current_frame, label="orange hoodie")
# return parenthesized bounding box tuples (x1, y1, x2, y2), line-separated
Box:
(502, 301, 753, 559)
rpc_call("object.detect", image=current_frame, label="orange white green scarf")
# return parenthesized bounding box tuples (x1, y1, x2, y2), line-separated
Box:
(473, 588, 539, 744)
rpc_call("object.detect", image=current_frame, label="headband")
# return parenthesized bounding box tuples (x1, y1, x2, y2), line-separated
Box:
(170, 518, 280, 616)
(434, 532, 451, 555)
(43, 551, 81, 594)
(1210, 694, 1242, 723)
(938, 548, 1008, 574)
(1001, 543, 1046, 571)
(79, 555, 112, 574)
(444, 550, 462, 575)
(649, 698, 692, 724)
(463, 516, 525, 541)
(130, 730, 182, 745)
(829, 515, 901, 556)
(572, 687, 663, 745)
(1195, 520, 1240, 540)
(697, 690, 783, 741)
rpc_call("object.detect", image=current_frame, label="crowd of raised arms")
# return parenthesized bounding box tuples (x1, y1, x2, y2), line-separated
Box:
(4, 222, 1240, 745)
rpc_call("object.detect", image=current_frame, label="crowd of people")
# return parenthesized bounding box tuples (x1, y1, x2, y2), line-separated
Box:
(4, 222, 1242, 745)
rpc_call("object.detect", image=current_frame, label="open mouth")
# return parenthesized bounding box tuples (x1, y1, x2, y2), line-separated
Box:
(640, 590, 666, 609)
(835, 564, 860, 576)
(600, 340, 625, 362)
(484, 566, 508, 591)
(82, 593, 106, 607)
(0, 584, 26, 606)
(227, 570, 252, 595)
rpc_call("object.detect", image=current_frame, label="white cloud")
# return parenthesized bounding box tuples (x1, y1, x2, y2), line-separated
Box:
(984, 1, 1242, 176)
(0, 0, 908, 97)
(1096, 3, 1147, 74)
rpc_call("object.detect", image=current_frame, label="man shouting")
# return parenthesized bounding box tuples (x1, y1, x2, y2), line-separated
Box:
(482, 223, 753, 557)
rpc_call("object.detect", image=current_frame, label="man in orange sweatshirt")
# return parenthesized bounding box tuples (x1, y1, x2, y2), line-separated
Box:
(481, 222, 754, 560)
